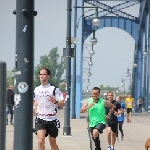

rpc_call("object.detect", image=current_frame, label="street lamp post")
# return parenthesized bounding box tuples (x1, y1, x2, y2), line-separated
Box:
(90, 31, 98, 45)
(121, 78, 130, 95)
(126, 61, 136, 95)
(126, 68, 132, 94)
(63, 0, 72, 135)
(121, 79, 125, 95)
(73, 5, 100, 118)
(83, 78, 90, 86)
(13, 0, 35, 150)
(83, 44, 95, 57)
(133, 51, 148, 111)
(83, 68, 92, 77)
(83, 57, 93, 67)
(71, 0, 77, 119)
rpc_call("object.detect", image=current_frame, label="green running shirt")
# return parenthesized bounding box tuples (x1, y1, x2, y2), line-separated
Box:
(88, 98, 106, 127)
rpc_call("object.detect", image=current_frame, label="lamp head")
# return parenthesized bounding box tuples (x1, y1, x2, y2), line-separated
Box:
(89, 50, 95, 56)
(133, 63, 138, 68)
(88, 61, 93, 67)
(90, 38, 98, 45)
(92, 18, 101, 26)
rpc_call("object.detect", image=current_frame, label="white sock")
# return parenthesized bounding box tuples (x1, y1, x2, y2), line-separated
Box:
(108, 145, 111, 147)
(111, 146, 114, 149)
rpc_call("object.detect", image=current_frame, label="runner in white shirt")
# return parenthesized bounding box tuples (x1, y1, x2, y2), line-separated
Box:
(33, 67, 65, 150)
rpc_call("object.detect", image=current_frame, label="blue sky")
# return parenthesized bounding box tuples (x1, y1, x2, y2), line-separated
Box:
(0, 0, 139, 90)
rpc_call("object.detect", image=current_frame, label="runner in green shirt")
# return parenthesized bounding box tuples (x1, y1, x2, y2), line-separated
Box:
(80, 87, 114, 150)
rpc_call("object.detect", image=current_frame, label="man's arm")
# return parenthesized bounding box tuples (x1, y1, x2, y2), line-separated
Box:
(115, 102, 122, 116)
(55, 99, 65, 107)
(104, 100, 114, 108)
(80, 100, 88, 113)
(104, 100, 114, 115)
(49, 96, 65, 107)
(118, 108, 123, 115)
(33, 100, 38, 115)
(50, 89, 65, 107)
(80, 100, 96, 113)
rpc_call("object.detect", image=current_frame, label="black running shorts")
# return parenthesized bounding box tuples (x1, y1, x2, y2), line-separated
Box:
(106, 122, 118, 133)
(127, 108, 132, 114)
(35, 118, 60, 138)
(90, 123, 106, 134)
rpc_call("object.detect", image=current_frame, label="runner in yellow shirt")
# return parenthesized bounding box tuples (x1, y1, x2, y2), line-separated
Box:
(125, 94, 134, 123)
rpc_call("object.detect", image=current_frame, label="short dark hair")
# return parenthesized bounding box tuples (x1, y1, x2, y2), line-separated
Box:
(92, 87, 100, 93)
(39, 67, 51, 75)
(107, 91, 114, 95)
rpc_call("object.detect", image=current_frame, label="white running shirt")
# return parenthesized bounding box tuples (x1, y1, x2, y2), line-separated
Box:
(34, 83, 64, 121)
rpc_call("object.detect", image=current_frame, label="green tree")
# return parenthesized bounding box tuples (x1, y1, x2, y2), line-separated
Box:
(34, 47, 65, 88)
(100, 85, 104, 90)
(6, 70, 14, 88)
(59, 84, 66, 92)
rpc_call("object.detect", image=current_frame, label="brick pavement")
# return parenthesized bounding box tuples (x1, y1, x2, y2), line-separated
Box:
(6, 110, 150, 150)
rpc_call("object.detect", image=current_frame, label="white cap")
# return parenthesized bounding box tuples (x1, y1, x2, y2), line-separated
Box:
(104, 93, 107, 96)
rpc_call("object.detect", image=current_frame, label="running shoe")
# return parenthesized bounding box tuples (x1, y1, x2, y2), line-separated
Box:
(121, 134, 124, 141)
(108, 146, 111, 150)
(116, 137, 119, 142)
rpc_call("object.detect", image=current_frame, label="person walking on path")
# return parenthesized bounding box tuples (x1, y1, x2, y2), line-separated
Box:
(115, 96, 125, 142)
(137, 96, 143, 113)
(125, 94, 134, 122)
(6, 85, 14, 125)
(80, 87, 114, 150)
(33, 67, 65, 150)
(105, 92, 122, 150)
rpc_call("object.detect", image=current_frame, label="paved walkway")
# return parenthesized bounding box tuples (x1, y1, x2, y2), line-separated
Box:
(6, 110, 150, 150)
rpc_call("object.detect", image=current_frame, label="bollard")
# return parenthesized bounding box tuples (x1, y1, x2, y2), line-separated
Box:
(0, 61, 6, 150)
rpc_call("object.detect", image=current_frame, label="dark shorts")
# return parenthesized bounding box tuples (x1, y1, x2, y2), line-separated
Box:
(106, 122, 118, 133)
(35, 118, 60, 138)
(90, 123, 106, 134)
(127, 108, 132, 114)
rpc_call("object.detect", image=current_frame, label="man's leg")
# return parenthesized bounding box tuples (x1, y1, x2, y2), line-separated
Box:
(111, 123, 118, 150)
(92, 128, 101, 150)
(49, 137, 59, 150)
(9, 104, 14, 124)
(118, 122, 124, 140)
(116, 123, 119, 142)
(138, 104, 140, 112)
(111, 131, 116, 148)
(126, 109, 129, 122)
(139, 104, 142, 112)
(129, 109, 132, 122)
(6, 105, 9, 125)
(93, 123, 105, 150)
(48, 122, 59, 150)
(37, 130, 46, 150)
(106, 126, 111, 150)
